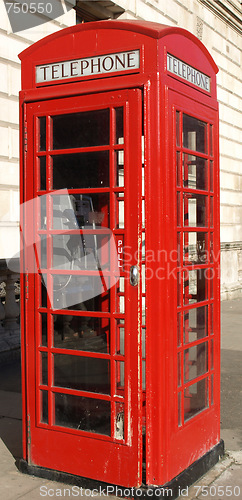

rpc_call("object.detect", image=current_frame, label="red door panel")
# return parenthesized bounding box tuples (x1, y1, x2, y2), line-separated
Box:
(23, 89, 143, 487)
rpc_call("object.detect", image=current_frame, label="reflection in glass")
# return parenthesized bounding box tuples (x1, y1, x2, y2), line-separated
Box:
(52, 274, 110, 311)
(52, 193, 109, 230)
(184, 343, 208, 382)
(52, 233, 111, 271)
(52, 151, 109, 190)
(183, 232, 208, 264)
(52, 109, 110, 149)
(55, 393, 111, 435)
(183, 305, 208, 343)
(39, 117, 46, 152)
(184, 378, 208, 421)
(54, 316, 109, 353)
(183, 269, 207, 305)
(183, 114, 207, 153)
(54, 354, 110, 394)
(183, 154, 207, 190)
(183, 194, 207, 227)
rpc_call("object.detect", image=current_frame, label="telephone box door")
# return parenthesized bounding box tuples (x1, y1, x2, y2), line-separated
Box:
(23, 89, 143, 487)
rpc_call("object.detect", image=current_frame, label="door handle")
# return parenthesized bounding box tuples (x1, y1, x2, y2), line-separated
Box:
(130, 266, 139, 286)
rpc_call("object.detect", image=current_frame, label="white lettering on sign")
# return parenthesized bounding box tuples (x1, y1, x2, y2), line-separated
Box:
(167, 53, 210, 92)
(36, 50, 140, 83)
(118, 239, 123, 269)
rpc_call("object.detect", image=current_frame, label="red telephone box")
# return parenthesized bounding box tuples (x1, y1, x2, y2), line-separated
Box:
(19, 20, 223, 491)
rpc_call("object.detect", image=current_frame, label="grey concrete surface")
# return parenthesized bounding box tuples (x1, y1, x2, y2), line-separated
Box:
(0, 298, 241, 499)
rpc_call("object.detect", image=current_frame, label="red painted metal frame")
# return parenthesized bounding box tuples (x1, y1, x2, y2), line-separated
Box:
(19, 20, 220, 488)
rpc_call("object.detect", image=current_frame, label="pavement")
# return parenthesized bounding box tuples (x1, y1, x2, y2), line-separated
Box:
(0, 298, 241, 499)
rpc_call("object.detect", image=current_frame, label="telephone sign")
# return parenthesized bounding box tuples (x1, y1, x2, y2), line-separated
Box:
(19, 20, 222, 492)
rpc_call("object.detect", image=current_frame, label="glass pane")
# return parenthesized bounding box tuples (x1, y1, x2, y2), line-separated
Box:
(142, 296, 146, 323)
(177, 193, 181, 226)
(184, 378, 208, 421)
(116, 321, 125, 355)
(177, 232, 181, 266)
(38, 117, 46, 152)
(116, 150, 124, 187)
(210, 160, 214, 192)
(211, 374, 214, 405)
(210, 304, 214, 335)
(54, 316, 109, 353)
(40, 235, 47, 268)
(40, 275, 47, 308)
(177, 312, 181, 346)
(210, 197, 214, 227)
(40, 195, 46, 229)
(53, 274, 110, 311)
(40, 313, 47, 346)
(183, 305, 208, 343)
(115, 107, 124, 145)
(183, 154, 207, 190)
(52, 109, 109, 149)
(52, 193, 110, 230)
(183, 269, 208, 305)
(178, 352, 181, 387)
(183, 232, 208, 265)
(40, 390, 48, 424)
(54, 354, 110, 394)
(183, 194, 207, 227)
(177, 272, 181, 307)
(116, 361, 125, 396)
(176, 111, 180, 147)
(184, 343, 208, 382)
(55, 393, 111, 435)
(142, 359, 146, 390)
(41, 352, 48, 385)
(176, 151, 181, 187)
(52, 233, 111, 271)
(116, 196, 124, 229)
(211, 339, 214, 370)
(115, 403, 124, 440)
(183, 114, 207, 153)
(39, 157, 46, 191)
(52, 151, 109, 190)
(209, 124, 213, 156)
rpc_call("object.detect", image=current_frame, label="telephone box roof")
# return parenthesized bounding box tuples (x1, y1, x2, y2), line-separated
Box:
(19, 19, 218, 73)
